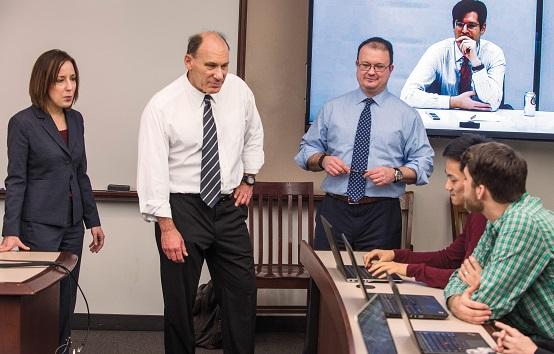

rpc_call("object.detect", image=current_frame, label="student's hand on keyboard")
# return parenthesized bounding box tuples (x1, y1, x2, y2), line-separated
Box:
(363, 249, 395, 267)
(368, 261, 408, 278)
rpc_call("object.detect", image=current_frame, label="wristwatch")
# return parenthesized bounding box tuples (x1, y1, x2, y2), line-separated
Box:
(317, 153, 328, 170)
(242, 174, 256, 186)
(472, 63, 485, 72)
(393, 168, 403, 183)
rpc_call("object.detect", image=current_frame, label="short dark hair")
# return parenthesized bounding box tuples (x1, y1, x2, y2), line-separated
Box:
(442, 133, 492, 162)
(452, 0, 487, 27)
(187, 31, 230, 56)
(357, 37, 394, 65)
(461, 142, 527, 203)
(29, 49, 79, 112)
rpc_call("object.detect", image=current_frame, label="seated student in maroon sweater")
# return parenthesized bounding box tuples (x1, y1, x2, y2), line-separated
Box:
(363, 134, 490, 288)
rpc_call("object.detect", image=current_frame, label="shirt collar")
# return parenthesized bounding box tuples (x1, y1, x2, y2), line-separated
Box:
(183, 72, 220, 107)
(355, 88, 389, 107)
(490, 192, 530, 232)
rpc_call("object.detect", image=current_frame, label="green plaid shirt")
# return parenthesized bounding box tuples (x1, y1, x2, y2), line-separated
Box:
(444, 193, 554, 340)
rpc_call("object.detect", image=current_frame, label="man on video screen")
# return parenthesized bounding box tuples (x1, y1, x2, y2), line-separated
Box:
(401, 0, 506, 111)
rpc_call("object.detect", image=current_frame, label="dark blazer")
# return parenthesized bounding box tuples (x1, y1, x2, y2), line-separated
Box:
(2, 106, 100, 236)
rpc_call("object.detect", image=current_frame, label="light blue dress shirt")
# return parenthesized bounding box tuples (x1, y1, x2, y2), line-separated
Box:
(400, 38, 506, 111)
(295, 88, 434, 198)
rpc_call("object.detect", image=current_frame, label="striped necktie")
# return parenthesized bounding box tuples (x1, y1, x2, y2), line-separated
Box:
(346, 98, 374, 203)
(200, 95, 221, 208)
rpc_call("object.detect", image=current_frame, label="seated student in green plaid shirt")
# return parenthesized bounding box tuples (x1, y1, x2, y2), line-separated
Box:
(444, 142, 554, 342)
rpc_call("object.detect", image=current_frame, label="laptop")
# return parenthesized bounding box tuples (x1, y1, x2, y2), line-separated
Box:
(388, 275, 493, 354)
(320, 215, 402, 284)
(356, 292, 398, 354)
(342, 234, 448, 320)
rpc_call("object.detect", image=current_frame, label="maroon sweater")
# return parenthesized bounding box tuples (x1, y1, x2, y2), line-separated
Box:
(393, 212, 487, 289)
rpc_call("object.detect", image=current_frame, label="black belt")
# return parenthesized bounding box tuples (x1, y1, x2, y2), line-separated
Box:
(183, 193, 233, 202)
(326, 193, 393, 205)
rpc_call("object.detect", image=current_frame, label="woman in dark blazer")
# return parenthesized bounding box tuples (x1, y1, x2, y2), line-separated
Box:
(0, 49, 105, 352)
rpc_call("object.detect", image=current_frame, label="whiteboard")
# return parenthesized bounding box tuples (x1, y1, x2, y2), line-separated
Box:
(0, 0, 240, 190)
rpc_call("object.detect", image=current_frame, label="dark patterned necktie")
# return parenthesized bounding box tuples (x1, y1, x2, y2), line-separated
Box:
(458, 57, 472, 94)
(200, 95, 221, 208)
(346, 98, 374, 203)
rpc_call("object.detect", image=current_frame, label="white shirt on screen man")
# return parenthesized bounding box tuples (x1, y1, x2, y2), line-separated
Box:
(137, 72, 264, 222)
(401, 38, 505, 110)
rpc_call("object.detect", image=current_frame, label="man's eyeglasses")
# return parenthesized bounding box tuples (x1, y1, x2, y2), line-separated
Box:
(454, 21, 480, 30)
(357, 62, 390, 73)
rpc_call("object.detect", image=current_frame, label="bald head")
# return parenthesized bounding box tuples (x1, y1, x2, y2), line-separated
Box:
(187, 31, 230, 57)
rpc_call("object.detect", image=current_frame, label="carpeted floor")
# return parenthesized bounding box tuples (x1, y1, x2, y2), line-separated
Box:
(70, 330, 305, 354)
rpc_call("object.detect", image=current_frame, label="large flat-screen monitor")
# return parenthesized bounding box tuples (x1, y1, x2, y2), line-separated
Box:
(307, 0, 554, 141)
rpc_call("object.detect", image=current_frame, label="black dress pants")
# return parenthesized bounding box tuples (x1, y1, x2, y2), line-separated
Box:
(313, 195, 402, 251)
(155, 193, 256, 354)
(19, 216, 84, 353)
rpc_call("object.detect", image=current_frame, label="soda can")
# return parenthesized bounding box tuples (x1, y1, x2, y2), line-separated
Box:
(524, 91, 536, 116)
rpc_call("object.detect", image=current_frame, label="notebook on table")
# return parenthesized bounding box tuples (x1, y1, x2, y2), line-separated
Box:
(342, 234, 448, 320)
(388, 275, 493, 354)
(320, 215, 402, 284)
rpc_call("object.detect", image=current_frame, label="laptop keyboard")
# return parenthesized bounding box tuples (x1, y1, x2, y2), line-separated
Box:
(380, 294, 423, 316)
(345, 265, 377, 279)
(416, 331, 466, 353)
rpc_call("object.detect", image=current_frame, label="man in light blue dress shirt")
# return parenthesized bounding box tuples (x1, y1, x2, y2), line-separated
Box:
(295, 37, 434, 250)
(401, 0, 506, 111)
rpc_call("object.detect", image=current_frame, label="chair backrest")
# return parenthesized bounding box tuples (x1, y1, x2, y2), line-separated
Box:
(300, 241, 355, 354)
(449, 199, 469, 241)
(399, 191, 414, 250)
(248, 182, 314, 276)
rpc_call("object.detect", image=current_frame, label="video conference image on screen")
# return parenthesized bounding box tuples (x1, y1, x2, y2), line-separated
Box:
(307, 0, 554, 141)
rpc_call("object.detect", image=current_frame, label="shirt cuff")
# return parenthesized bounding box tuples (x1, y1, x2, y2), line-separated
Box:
(406, 263, 417, 278)
(140, 201, 172, 222)
(437, 95, 451, 109)
(393, 249, 410, 262)
(404, 162, 430, 185)
(242, 153, 264, 173)
(294, 148, 321, 170)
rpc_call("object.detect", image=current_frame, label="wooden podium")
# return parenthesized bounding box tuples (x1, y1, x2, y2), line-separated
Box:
(0, 252, 77, 354)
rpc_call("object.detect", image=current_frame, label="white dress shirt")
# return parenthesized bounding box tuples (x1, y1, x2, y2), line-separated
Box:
(400, 38, 506, 111)
(137, 73, 264, 221)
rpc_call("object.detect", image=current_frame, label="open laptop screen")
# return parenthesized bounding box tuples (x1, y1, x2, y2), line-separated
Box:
(358, 293, 398, 354)
(342, 233, 371, 300)
(320, 215, 348, 275)
(388, 276, 424, 352)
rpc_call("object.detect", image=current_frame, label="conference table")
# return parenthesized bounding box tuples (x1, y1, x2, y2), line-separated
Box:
(300, 241, 496, 354)
(417, 108, 554, 140)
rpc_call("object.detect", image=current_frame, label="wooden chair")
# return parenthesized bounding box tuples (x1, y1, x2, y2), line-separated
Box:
(248, 181, 315, 313)
(300, 241, 355, 354)
(399, 191, 414, 250)
(450, 199, 469, 241)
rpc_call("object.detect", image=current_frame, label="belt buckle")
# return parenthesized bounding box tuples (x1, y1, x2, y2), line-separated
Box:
(347, 197, 360, 205)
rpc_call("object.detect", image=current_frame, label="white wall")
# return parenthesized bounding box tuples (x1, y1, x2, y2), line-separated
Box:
(0, 0, 239, 190)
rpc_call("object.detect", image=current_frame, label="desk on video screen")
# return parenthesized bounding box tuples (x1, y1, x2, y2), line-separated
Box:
(418, 109, 554, 141)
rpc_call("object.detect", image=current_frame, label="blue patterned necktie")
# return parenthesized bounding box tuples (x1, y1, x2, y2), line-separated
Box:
(346, 98, 374, 203)
(200, 95, 221, 208)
